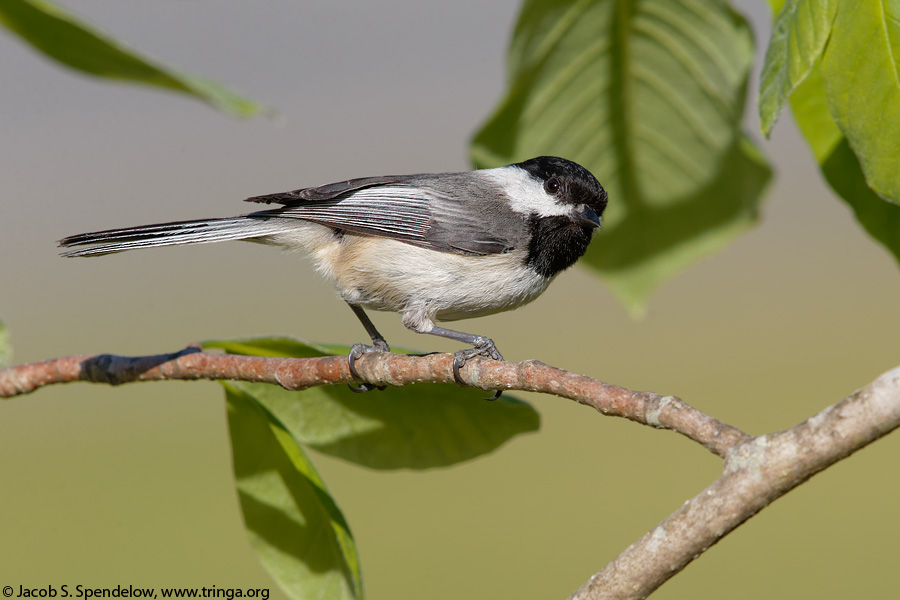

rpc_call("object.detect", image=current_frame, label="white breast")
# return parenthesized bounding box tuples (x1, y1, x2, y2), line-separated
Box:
(328, 233, 547, 313)
(257, 223, 551, 331)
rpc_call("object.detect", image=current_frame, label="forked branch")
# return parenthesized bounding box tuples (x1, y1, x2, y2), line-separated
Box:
(2, 349, 898, 600)
(568, 364, 900, 599)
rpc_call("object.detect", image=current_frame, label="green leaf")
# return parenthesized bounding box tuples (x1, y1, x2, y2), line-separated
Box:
(791, 66, 900, 266)
(583, 135, 771, 312)
(822, 140, 900, 266)
(788, 66, 843, 162)
(225, 383, 363, 600)
(766, 0, 788, 14)
(205, 337, 541, 470)
(0, 316, 11, 369)
(472, 0, 766, 313)
(0, 0, 263, 118)
(758, 0, 838, 136)
(819, 0, 900, 203)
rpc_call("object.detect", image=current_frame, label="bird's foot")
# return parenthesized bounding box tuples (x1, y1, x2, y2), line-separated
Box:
(452, 338, 504, 401)
(347, 340, 390, 393)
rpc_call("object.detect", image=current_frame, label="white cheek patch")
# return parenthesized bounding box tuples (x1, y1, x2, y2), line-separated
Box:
(477, 166, 572, 218)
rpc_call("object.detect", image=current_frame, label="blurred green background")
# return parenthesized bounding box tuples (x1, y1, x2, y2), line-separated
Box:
(1, 1, 898, 598)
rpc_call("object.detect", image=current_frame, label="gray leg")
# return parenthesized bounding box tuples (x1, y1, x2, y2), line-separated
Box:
(347, 303, 390, 393)
(349, 304, 390, 351)
(426, 326, 503, 360)
(425, 326, 504, 400)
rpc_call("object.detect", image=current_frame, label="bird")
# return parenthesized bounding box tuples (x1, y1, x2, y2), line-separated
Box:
(59, 156, 608, 396)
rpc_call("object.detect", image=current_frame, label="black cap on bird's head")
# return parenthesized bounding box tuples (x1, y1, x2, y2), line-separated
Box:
(515, 156, 608, 225)
(506, 156, 608, 278)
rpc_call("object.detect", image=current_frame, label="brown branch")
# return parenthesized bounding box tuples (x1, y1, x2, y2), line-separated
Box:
(0, 348, 746, 456)
(3, 349, 899, 599)
(568, 365, 900, 600)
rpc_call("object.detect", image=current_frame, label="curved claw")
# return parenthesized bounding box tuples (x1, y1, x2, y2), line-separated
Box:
(348, 381, 383, 393)
(451, 353, 469, 387)
(484, 389, 503, 401)
(451, 338, 505, 400)
(347, 341, 390, 393)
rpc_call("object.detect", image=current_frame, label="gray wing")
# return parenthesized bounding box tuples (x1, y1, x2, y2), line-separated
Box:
(245, 173, 528, 256)
(246, 175, 411, 204)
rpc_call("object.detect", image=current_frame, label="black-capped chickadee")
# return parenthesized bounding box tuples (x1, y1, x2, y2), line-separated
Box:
(59, 156, 607, 393)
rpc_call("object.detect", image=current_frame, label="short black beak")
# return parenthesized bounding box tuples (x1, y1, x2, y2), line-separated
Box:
(572, 203, 601, 229)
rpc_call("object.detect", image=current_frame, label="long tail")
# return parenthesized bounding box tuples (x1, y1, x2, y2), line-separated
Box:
(58, 213, 289, 257)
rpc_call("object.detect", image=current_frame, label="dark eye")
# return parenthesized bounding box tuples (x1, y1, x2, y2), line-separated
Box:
(544, 177, 561, 194)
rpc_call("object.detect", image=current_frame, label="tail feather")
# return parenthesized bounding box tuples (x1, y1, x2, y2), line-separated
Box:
(58, 215, 287, 257)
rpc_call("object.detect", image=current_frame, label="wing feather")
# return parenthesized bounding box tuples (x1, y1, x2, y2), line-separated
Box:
(246, 172, 528, 256)
(246, 175, 418, 204)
